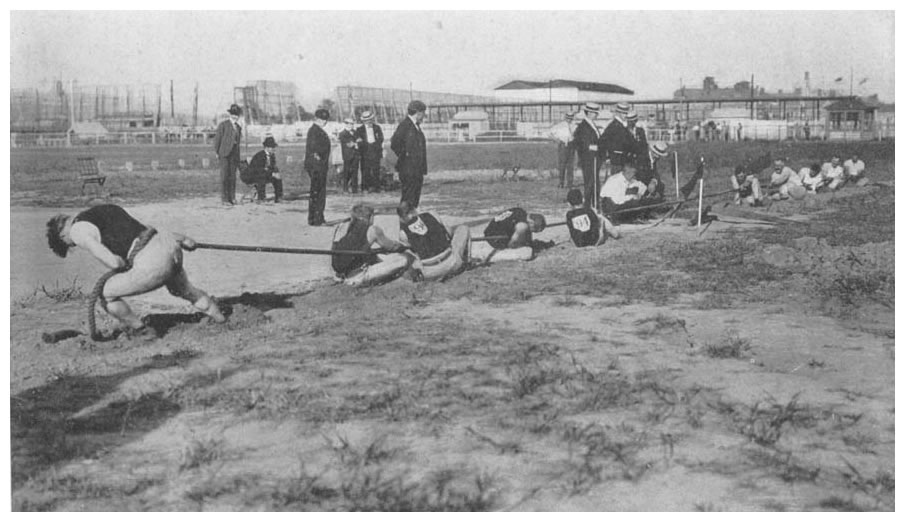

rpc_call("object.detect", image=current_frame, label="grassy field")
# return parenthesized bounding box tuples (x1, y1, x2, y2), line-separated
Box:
(9, 140, 896, 511)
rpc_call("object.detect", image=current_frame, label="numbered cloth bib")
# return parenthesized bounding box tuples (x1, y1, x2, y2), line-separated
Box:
(403, 212, 450, 259)
(566, 208, 600, 247)
(483, 207, 527, 249)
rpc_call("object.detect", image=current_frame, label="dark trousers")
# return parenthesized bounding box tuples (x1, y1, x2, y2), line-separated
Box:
(307, 167, 328, 225)
(601, 197, 647, 224)
(399, 170, 424, 208)
(361, 156, 381, 191)
(219, 153, 239, 203)
(254, 176, 283, 201)
(342, 156, 360, 193)
(579, 154, 599, 209)
(558, 143, 575, 188)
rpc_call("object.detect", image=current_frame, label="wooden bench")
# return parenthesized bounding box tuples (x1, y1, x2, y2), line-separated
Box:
(77, 157, 106, 195)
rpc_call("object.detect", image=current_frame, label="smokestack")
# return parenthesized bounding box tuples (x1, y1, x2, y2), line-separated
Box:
(804, 71, 811, 96)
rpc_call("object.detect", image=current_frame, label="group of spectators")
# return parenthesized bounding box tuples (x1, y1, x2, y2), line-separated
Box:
(732, 153, 868, 206)
(213, 100, 430, 227)
(549, 101, 670, 215)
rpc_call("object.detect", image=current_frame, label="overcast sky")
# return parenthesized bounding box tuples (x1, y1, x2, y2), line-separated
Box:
(9, 10, 895, 119)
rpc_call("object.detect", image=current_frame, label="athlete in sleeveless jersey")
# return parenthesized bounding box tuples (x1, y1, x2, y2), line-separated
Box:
(45, 204, 225, 337)
(331, 203, 415, 286)
(397, 202, 470, 281)
(564, 189, 618, 247)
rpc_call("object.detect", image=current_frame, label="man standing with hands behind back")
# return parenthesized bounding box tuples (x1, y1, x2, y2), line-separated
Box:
(305, 109, 332, 226)
(391, 100, 428, 207)
(213, 103, 243, 206)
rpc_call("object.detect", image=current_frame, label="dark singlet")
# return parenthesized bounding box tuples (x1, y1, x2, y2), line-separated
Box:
(483, 207, 527, 250)
(401, 212, 450, 259)
(566, 207, 601, 247)
(332, 220, 377, 276)
(74, 204, 148, 259)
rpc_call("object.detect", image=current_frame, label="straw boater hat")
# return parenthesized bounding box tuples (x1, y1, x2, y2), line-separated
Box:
(626, 110, 638, 122)
(583, 102, 601, 114)
(650, 141, 668, 157)
(614, 102, 630, 115)
(343, 117, 355, 125)
(360, 110, 375, 122)
(564, 112, 575, 120)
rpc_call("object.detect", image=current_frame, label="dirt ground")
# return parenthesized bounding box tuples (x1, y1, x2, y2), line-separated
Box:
(9, 163, 895, 511)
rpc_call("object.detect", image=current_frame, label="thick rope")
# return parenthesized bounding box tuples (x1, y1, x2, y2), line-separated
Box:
(88, 228, 157, 341)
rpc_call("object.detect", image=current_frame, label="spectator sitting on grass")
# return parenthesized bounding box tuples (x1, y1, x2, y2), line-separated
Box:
(768, 158, 804, 200)
(731, 165, 764, 206)
(843, 152, 868, 187)
(472, 207, 549, 264)
(599, 160, 650, 223)
(799, 163, 825, 194)
(821, 155, 846, 191)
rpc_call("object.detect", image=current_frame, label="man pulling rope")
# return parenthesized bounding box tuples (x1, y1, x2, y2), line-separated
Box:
(46, 204, 226, 341)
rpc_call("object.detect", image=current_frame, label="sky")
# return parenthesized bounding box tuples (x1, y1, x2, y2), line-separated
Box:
(9, 10, 896, 120)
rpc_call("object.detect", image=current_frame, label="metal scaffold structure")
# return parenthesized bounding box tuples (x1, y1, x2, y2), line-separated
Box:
(233, 81, 300, 125)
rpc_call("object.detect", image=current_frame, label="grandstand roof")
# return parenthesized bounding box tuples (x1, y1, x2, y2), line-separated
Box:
(495, 79, 634, 95)
(823, 98, 874, 112)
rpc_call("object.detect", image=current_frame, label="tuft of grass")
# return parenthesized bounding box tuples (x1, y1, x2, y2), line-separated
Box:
(179, 436, 225, 471)
(703, 333, 753, 359)
(737, 393, 811, 447)
(32, 277, 88, 303)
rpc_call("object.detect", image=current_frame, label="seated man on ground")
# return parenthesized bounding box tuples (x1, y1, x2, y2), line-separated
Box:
(599, 160, 650, 223)
(821, 155, 846, 191)
(799, 162, 826, 194)
(565, 188, 618, 247)
(243, 136, 284, 203)
(332, 203, 415, 287)
(396, 201, 470, 281)
(46, 204, 226, 339)
(768, 158, 804, 200)
(472, 207, 548, 264)
(731, 165, 764, 206)
(843, 153, 868, 187)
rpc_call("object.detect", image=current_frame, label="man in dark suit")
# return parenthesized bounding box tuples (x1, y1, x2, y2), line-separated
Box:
(391, 100, 428, 207)
(627, 111, 648, 160)
(245, 136, 283, 203)
(355, 110, 385, 193)
(600, 102, 637, 173)
(635, 141, 668, 202)
(338, 117, 361, 193)
(572, 102, 602, 209)
(212, 104, 243, 206)
(305, 109, 332, 226)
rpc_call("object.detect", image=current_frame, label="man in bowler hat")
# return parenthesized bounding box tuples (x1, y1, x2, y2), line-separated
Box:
(245, 136, 283, 203)
(391, 100, 428, 207)
(213, 104, 243, 205)
(305, 109, 332, 226)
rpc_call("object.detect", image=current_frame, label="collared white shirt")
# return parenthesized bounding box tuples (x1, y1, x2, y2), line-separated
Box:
(843, 159, 865, 177)
(600, 172, 646, 203)
(799, 167, 823, 189)
(771, 166, 801, 186)
(822, 162, 844, 180)
(365, 124, 376, 143)
(549, 120, 574, 144)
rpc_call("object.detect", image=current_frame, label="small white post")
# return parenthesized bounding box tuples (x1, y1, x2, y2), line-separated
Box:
(697, 178, 704, 229)
(673, 151, 680, 199)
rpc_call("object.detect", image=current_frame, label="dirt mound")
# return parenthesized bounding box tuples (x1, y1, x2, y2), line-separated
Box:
(225, 303, 270, 329)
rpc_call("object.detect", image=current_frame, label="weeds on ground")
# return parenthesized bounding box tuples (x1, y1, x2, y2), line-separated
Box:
(703, 332, 753, 359)
(179, 436, 225, 471)
(736, 393, 811, 447)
